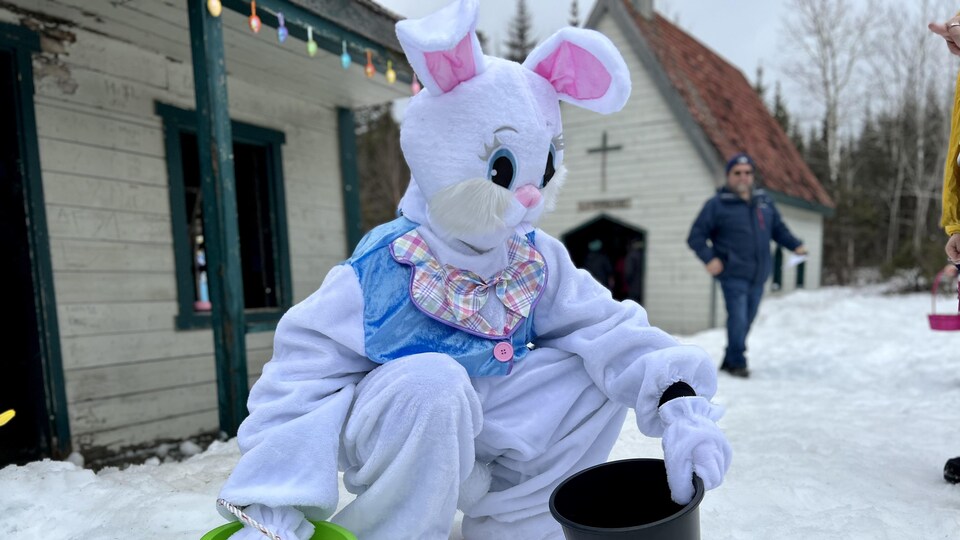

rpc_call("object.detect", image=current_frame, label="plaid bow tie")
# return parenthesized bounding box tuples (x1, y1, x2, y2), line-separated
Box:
(444, 258, 544, 321)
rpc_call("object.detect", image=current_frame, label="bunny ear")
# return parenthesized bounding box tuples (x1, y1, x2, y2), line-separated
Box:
(395, 0, 486, 96)
(523, 27, 631, 114)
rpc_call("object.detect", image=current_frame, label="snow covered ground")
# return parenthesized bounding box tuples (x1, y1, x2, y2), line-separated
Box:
(2, 284, 959, 539)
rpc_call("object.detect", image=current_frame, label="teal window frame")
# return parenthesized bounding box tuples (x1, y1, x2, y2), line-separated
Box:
(156, 102, 292, 332)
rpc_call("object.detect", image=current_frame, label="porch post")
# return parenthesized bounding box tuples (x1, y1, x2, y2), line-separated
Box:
(186, 0, 249, 435)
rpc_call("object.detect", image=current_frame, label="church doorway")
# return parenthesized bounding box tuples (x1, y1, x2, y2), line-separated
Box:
(561, 215, 646, 304)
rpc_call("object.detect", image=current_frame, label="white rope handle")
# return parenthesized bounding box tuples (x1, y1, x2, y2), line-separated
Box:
(217, 499, 283, 540)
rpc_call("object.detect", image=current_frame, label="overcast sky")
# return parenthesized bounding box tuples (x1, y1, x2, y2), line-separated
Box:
(375, 1, 800, 106)
(374, 0, 959, 131)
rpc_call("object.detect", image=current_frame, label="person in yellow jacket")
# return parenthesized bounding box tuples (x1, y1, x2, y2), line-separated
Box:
(927, 14, 960, 486)
(929, 17, 960, 263)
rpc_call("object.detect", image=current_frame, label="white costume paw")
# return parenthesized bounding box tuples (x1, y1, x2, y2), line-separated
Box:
(230, 504, 315, 540)
(659, 396, 732, 504)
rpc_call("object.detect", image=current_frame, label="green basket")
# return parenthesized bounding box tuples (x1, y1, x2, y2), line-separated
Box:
(200, 520, 356, 540)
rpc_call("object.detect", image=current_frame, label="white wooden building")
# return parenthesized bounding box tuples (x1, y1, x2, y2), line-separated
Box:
(539, 0, 835, 335)
(1, 0, 410, 465)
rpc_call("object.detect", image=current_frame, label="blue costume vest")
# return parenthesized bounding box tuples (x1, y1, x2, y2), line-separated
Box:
(344, 218, 541, 377)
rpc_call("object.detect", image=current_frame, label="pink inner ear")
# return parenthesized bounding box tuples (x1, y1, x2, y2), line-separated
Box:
(534, 41, 611, 100)
(423, 34, 477, 93)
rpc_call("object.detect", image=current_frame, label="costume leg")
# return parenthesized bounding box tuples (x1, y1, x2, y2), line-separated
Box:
(334, 353, 483, 540)
(720, 278, 749, 369)
(461, 347, 628, 540)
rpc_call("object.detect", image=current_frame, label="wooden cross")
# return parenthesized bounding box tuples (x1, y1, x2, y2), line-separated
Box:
(587, 131, 623, 192)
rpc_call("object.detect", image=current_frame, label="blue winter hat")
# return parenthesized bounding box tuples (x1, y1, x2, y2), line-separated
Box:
(725, 152, 755, 175)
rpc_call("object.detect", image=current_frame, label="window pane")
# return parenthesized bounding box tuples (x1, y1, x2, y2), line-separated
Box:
(178, 133, 279, 311)
(179, 133, 209, 311)
(234, 142, 278, 309)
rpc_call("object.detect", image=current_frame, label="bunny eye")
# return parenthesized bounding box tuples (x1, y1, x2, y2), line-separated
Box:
(542, 143, 557, 188)
(487, 148, 516, 190)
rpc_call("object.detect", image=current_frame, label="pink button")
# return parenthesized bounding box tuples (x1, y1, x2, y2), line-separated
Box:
(493, 342, 514, 362)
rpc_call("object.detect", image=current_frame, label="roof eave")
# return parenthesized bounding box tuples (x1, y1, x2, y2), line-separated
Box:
(766, 189, 836, 217)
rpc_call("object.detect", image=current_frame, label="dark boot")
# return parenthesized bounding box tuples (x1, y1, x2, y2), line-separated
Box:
(945, 457, 960, 484)
(719, 364, 750, 378)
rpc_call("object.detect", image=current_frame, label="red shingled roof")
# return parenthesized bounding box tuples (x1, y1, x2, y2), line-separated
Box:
(623, 1, 834, 208)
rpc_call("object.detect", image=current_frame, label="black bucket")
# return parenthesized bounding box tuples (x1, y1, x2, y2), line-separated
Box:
(549, 458, 703, 540)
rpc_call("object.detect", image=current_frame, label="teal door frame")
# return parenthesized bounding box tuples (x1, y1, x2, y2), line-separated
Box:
(0, 21, 71, 458)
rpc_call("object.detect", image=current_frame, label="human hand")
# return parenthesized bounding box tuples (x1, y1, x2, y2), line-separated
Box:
(705, 258, 723, 276)
(945, 263, 959, 278)
(794, 245, 808, 256)
(947, 233, 960, 263)
(659, 396, 732, 505)
(229, 504, 315, 540)
(928, 16, 960, 56)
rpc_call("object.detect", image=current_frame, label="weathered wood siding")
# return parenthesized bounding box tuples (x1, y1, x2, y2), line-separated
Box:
(4, 1, 401, 451)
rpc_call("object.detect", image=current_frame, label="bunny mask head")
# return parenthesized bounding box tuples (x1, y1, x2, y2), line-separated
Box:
(396, 0, 631, 251)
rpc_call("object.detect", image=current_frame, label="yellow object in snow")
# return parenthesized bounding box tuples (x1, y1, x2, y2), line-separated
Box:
(0, 409, 15, 427)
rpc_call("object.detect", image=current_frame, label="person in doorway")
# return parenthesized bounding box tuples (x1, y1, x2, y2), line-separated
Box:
(624, 238, 645, 304)
(686, 152, 807, 378)
(583, 239, 615, 291)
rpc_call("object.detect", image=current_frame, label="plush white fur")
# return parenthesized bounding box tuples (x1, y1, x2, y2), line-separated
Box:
(427, 177, 514, 237)
(541, 163, 566, 212)
(659, 397, 732, 505)
(218, 1, 729, 538)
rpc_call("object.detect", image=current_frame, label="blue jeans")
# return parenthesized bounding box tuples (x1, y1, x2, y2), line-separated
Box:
(719, 278, 765, 369)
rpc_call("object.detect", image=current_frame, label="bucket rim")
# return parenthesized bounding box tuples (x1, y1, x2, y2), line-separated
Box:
(200, 519, 356, 540)
(548, 457, 705, 534)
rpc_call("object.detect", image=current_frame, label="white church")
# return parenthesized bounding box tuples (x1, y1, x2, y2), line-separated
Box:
(538, 0, 835, 334)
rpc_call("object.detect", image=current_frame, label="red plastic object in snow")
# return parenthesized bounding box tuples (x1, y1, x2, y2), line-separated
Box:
(928, 268, 960, 331)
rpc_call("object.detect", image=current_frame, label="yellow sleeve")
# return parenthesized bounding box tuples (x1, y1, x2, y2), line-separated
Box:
(943, 70, 960, 236)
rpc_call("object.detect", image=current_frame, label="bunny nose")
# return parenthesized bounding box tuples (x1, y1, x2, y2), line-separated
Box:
(515, 184, 541, 208)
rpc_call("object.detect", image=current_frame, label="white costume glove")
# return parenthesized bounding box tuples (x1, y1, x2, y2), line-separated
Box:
(230, 504, 315, 540)
(659, 396, 732, 505)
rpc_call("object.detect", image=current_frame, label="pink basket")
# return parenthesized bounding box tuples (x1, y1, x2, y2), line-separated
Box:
(928, 269, 960, 331)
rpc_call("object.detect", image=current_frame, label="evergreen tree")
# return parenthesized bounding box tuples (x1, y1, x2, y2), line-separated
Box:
(569, 0, 580, 27)
(790, 124, 805, 155)
(753, 65, 767, 102)
(772, 82, 790, 134)
(476, 29, 489, 52)
(505, 0, 537, 62)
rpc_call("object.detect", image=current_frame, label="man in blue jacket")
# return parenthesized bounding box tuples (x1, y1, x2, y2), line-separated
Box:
(687, 153, 807, 378)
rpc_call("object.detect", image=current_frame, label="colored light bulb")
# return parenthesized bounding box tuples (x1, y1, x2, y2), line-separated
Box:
(248, 1, 261, 33)
(365, 50, 375, 78)
(307, 26, 318, 57)
(277, 12, 288, 43)
(385, 60, 396, 84)
(206, 0, 222, 17)
(340, 41, 351, 70)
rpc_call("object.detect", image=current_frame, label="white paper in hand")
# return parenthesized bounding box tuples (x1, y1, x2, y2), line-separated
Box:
(787, 254, 808, 268)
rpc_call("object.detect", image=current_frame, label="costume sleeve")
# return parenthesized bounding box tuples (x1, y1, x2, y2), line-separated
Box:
(219, 264, 377, 522)
(943, 70, 960, 236)
(769, 200, 803, 251)
(532, 231, 717, 438)
(687, 199, 717, 264)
